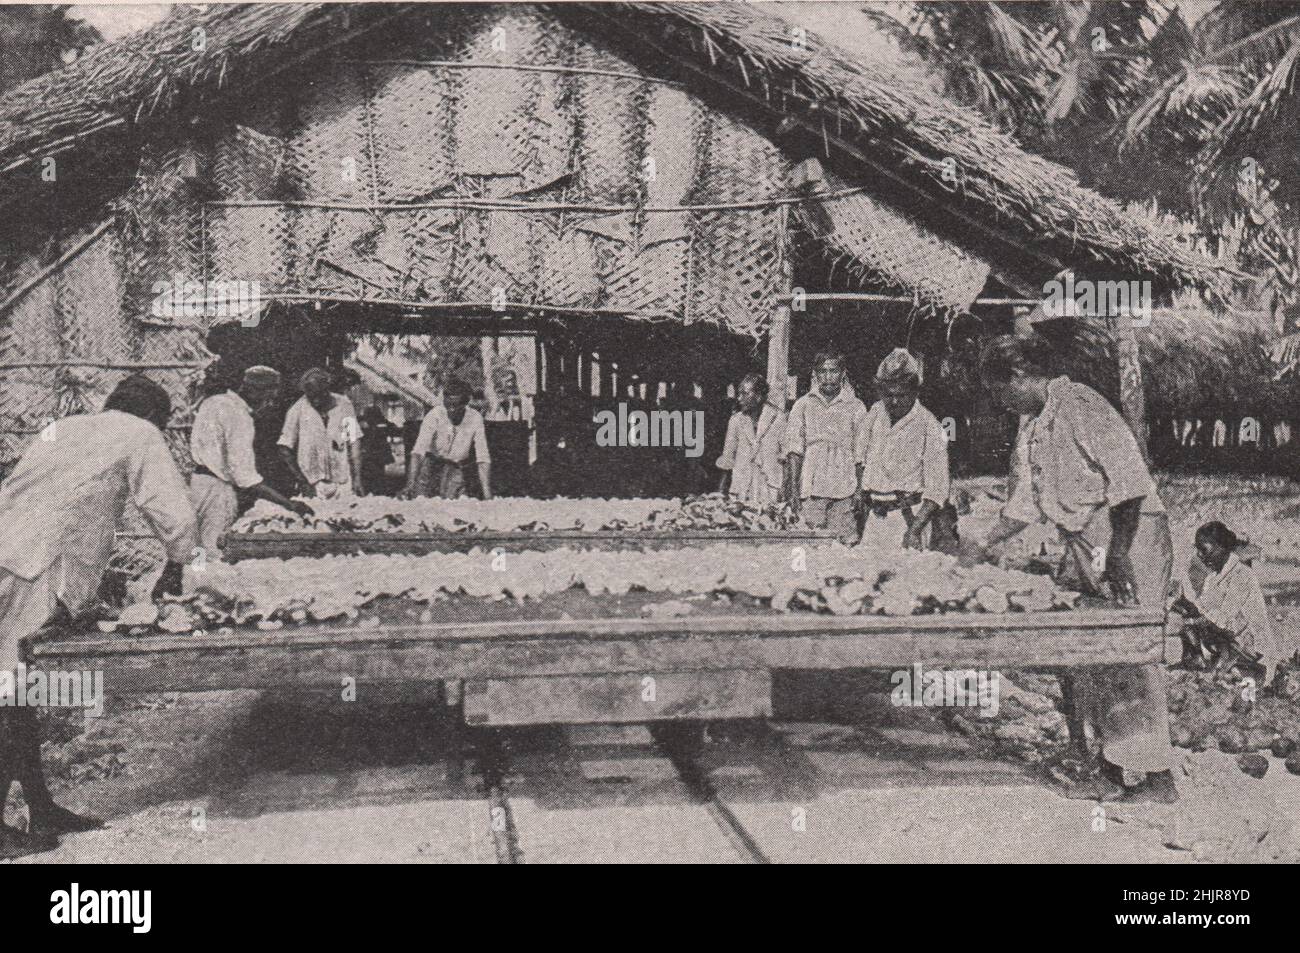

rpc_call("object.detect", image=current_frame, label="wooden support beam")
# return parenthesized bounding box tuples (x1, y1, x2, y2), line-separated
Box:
(768, 204, 793, 409)
(1114, 317, 1150, 461)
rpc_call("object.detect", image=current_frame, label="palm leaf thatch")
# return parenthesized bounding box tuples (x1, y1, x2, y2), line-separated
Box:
(575, 1, 1233, 298)
(0, 1, 1233, 303)
(1038, 293, 1281, 419)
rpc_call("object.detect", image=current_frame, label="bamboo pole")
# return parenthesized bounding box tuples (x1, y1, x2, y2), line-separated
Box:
(767, 205, 792, 409)
(1114, 317, 1150, 462)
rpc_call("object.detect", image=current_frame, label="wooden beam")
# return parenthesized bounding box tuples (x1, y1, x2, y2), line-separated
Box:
(768, 204, 793, 408)
(1114, 317, 1150, 461)
(25, 608, 1165, 696)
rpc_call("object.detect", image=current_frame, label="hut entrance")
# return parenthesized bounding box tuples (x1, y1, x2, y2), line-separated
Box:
(202, 301, 762, 500)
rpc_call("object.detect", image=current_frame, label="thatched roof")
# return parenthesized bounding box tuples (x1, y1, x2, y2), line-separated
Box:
(0, 1, 1232, 300)
(1036, 296, 1282, 419)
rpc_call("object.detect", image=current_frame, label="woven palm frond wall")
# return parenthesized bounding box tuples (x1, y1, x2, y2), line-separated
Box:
(0, 218, 211, 470)
(0, 5, 991, 472)
(191, 7, 792, 336)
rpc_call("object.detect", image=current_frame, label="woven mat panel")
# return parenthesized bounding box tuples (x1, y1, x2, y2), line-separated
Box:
(572, 71, 649, 206)
(403, 208, 459, 299)
(444, 3, 582, 195)
(539, 227, 601, 308)
(803, 172, 991, 312)
(1, 253, 62, 363)
(187, 7, 797, 334)
(205, 204, 295, 293)
(600, 233, 689, 318)
(693, 108, 791, 203)
(0, 252, 61, 464)
(286, 67, 373, 202)
(213, 121, 292, 201)
(308, 208, 407, 298)
(365, 64, 458, 202)
(453, 209, 539, 304)
(54, 226, 132, 364)
(118, 148, 205, 324)
(687, 206, 785, 333)
(643, 85, 701, 208)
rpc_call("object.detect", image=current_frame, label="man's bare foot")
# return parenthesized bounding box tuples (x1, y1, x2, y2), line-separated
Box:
(1045, 754, 1122, 800)
(30, 803, 104, 835)
(1114, 770, 1180, 804)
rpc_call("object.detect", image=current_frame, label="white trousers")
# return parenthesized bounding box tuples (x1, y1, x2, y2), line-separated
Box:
(190, 473, 240, 553)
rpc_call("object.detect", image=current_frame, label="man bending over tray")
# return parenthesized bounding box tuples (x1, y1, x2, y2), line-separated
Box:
(0, 375, 196, 857)
(403, 377, 493, 500)
(963, 333, 1176, 804)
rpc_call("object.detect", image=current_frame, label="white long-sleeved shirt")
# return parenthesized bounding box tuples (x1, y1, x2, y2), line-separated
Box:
(1194, 552, 1281, 676)
(411, 405, 490, 465)
(190, 390, 262, 489)
(782, 386, 868, 500)
(716, 404, 786, 503)
(1004, 377, 1163, 533)
(0, 410, 196, 610)
(861, 399, 950, 507)
(278, 393, 359, 485)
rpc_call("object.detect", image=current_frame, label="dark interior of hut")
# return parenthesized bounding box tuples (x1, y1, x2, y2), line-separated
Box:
(203, 274, 1025, 503)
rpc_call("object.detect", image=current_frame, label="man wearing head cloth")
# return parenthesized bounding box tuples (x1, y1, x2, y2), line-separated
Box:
(0, 374, 197, 856)
(861, 349, 954, 551)
(277, 367, 364, 499)
(189, 364, 312, 550)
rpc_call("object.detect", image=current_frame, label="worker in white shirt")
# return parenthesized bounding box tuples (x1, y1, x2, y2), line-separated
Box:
(966, 334, 1176, 803)
(189, 365, 312, 551)
(1173, 521, 1281, 681)
(0, 375, 196, 857)
(402, 378, 493, 499)
(278, 367, 365, 499)
(861, 349, 952, 550)
(782, 351, 869, 544)
(716, 373, 786, 505)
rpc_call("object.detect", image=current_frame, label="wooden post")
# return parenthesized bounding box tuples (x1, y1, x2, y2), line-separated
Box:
(1114, 316, 1150, 462)
(767, 205, 792, 409)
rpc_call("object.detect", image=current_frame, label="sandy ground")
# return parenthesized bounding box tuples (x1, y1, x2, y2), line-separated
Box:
(4, 685, 1297, 864)
(6, 473, 1299, 864)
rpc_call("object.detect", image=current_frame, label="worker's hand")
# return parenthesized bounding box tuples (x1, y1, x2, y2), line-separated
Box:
(1170, 594, 1200, 618)
(1102, 550, 1138, 606)
(902, 525, 925, 550)
(288, 500, 315, 518)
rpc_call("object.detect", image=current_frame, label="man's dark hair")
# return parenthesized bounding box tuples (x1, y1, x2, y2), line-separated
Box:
(978, 334, 1055, 386)
(1195, 520, 1240, 551)
(443, 378, 473, 400)
(103, 374, 172, 426)
(812, 350, 845, 369)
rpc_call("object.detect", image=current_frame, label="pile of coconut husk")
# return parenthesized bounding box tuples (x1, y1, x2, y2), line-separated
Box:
(947, 661, 1300, 779)
(1166, 664, 1300, 773)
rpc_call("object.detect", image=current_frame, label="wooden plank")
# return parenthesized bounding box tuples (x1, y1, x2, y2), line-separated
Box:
(25, 620, 1164, 696)
(27, 607, 1163, 655)
(463, 670, 771, 726)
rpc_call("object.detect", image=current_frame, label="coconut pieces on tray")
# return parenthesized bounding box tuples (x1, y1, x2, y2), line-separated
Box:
(91, 541, 1081, 635)
(230, 493, 799, 536)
